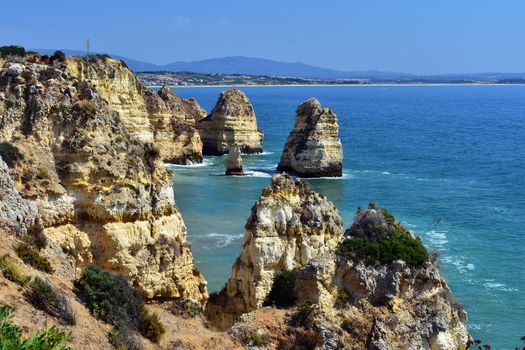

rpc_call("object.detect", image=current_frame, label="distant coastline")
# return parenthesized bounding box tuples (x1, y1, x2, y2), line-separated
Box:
(146, 83, 525, 88)
(138, 71, 525, 88)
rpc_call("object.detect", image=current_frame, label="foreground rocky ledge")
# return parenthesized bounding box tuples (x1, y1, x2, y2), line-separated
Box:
(0, 54, 207, 302)
(277, 98, 343, 177)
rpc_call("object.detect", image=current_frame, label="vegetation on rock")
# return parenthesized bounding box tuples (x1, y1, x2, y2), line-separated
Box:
(0, 255, 28, 285)
(0, 305, 71, 350)
(264, 270, 298, 307)
(25, 277, 76, 325)
(76, 266, 165, 343)
(337, 205, 429, 267)
(0, 45, 26, 58)
(15, 243, 53, 273)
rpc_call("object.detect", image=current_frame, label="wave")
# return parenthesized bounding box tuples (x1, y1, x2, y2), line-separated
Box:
(244, 170, 273, 178)
(190, 232, 243, 249)
(483, 281, 518, 292)
(164, 158, 214, 169)
(424, 230, 449, 247)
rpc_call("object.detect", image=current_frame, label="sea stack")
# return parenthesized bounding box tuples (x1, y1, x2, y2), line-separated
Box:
(225, 144, 244, 175)
(197, 88, 263, 155)
(277, 98, 343, 177)
(144, 85, 206, 164)
(205, 174, 343, 329)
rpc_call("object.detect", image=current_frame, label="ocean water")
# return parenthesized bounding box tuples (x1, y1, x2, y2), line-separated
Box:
(165, 85, 524, 348)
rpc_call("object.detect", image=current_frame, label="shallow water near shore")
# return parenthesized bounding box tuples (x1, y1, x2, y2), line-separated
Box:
(163, 85, 525, 348)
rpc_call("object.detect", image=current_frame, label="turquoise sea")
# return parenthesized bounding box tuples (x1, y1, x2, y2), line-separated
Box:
(164, 85, 524, 348)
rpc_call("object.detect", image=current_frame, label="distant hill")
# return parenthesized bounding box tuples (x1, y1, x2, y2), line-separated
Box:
(34, 49, 525, 81)
(34, 49, 410, 79)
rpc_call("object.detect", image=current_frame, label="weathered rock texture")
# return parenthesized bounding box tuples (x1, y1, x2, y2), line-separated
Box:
(205, 174, 343, 329)
(277, 98, 343, 177)
(0, 55, 207, 303)
(143, 85, 206, 164)
(225, 144, 244, 175)
(197, 88, 263, 155)
(294, 206, 471, 349)
(66, 57, 206, 164)
(0, 156, 38, 234)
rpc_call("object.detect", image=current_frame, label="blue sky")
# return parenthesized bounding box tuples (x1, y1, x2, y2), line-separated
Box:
(1, 0, 524, 74)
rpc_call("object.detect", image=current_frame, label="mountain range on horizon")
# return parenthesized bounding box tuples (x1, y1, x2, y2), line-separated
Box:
(35, 49, 525, 81)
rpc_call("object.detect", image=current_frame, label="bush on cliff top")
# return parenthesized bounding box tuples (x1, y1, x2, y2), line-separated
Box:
(0, 45, 26, 58)
(0, 305, 72, 350)
(76, 266, 165, 343)
(264, 269, 298, 307)
(337, 205, 429, 267)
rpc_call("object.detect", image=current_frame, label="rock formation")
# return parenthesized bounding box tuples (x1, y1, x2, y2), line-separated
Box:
(0, 55, 207, 303)
(277, 98, 343, 177)
(66, 56, 206, 164)
(144, 85, 206, 164)
(197, 88, 263, 155)
(293, 205, 471, 349)
(0, 156, 37, 234)
(225, 145, 244, 175)
(205, 174, 343, 329)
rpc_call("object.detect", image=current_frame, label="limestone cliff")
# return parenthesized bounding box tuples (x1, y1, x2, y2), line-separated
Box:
(293, 205, 471, 349)
(197, 88, 263, 155)
(0, 55, 207, 303)
(205, 174, 343, 329)
(66, 56, 205, 164)
(277, 98, 343, 177)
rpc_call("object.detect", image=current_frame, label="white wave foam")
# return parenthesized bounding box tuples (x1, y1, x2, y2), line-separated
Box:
(424, 230, 449, 246)
(244, 171, 272, 178)
(164, 159, 214, 168)
(191, 232, 243, 249)
(483, 282, 518, 292)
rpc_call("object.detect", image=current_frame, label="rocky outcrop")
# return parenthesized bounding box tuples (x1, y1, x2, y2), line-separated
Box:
(66, 56, 205, 164)
(225, 145, 244, 175)
(294, 205, 471, 349)
(0, 156, 37, 234)
(143, 85, 206, 164)
(0, 55, 207, 303)
(277, 98, 343, 177)
(205, 174, 343, 329)
(197, 89, 263, 155)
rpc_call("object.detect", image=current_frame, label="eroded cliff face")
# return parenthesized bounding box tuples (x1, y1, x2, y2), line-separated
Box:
(277, 98, 343, 177)
(66, 56, 205, 164)
(293, 207, 471, 350)
(0, 55, 207, 303)
(205, 174, 343, 329)
(197, 88, 263, 155)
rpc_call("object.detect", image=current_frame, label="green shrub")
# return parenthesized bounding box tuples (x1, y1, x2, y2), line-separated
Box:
(0, 45, 26, 58)
(76, 266, 142, 326)
(264, 270, 298, 307)
(51, 50, 66, 62)
(0, 255, 28, 285)
(25, 277, 76, 325)
(243, 330, 270, 347)
(334, 289, 351, 309)
(108, 322, 143, 350)
(77, 266, 165, 343)
(75, 100, 96, 118)
(337, 229, 428, 267)
(292, 301, 315, 326)
(0, 142, 24, 168)
(138, 310, 165, 343)
(166, 299, 202, 318)
(15, 243, 53, 273)
(0, 305, 72, 349)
